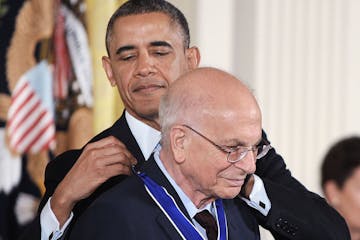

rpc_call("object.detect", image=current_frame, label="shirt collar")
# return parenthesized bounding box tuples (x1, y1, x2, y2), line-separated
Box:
(153, 145, 214, 219)
(125, 111, 161, 160)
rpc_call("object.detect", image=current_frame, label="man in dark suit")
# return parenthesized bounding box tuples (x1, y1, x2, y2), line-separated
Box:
(69, 67, 262, 239)
(21, 0, 350, 239)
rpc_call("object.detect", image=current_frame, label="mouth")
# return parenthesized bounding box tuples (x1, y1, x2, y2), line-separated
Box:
(132, 83, 166, 94)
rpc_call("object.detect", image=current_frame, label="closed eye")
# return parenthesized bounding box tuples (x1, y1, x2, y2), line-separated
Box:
(120, 54, 136, 61)
(154, 51, 170, 56)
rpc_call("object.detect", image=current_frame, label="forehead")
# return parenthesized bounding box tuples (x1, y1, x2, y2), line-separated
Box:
(109, 12, 183, 51)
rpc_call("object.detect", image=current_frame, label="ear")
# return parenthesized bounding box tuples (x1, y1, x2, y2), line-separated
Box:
(102, 56, 116, 87)
(170, 126, 187, 164)
(323, 181, 341, 207)
(186, 46, 201, 70)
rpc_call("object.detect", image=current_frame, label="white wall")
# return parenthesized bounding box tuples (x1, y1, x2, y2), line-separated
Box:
(170, 0, 360, 192)
(250, 0, 360, 195)
(170, 0, 360, 239)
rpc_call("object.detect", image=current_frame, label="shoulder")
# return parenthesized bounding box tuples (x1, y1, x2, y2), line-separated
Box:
(94, 175, 147, 206)
(76, 175, 156, 226)
(84, 174, 160, 220)
(45, 149, 82, 181)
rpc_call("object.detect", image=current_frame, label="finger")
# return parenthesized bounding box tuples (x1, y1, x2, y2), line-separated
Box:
(100, 152, 137, 167)
(81, 140, 133, 161)
(102, 162, 133, 177)
(89, 144, 138, 165)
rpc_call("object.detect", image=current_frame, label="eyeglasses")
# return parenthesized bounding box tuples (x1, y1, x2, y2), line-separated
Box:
(182, 124, 272, 163)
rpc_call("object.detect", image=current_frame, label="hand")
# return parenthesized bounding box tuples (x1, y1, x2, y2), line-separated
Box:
(51, 136, 137, 226)
(240, 174, 255, 199)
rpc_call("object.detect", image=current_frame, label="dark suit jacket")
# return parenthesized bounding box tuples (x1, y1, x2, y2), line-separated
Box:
(19, 111, 350, 240)
(69, 156, 260, 239)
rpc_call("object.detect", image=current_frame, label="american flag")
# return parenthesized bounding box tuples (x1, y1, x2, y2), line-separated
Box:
(7, 61, 55, 154)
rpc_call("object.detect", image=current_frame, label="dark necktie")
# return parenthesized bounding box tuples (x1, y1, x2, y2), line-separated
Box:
(194, 210, 218, 240)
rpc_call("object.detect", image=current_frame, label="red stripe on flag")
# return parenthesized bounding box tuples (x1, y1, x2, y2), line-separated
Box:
(8, 100, 41, 133)
(11, 81, 30, 102)
(11, 110, 48, 149)
(24, 119, 55, 153)
(7, 90, 36, 128)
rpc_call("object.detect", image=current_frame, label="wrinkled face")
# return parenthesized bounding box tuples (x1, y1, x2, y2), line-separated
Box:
(103, 12, 196, 124)
(335, 167, 360, 234)
(182, 110, 262, 200)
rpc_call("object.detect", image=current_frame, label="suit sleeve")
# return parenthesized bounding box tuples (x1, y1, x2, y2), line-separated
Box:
(254, 131, 350, 240)
(68, 202, 115, 240)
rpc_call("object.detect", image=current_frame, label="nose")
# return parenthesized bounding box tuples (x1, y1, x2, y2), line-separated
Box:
(135, 52, 155, 77)
(234, 151, 256, 174)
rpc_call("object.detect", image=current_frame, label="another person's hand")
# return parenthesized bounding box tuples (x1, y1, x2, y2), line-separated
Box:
(50, 136, 137, 226)
(240, 174, 255, 199)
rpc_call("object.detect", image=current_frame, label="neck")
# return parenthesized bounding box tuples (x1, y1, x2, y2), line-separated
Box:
(142, 118, 160, 130)
(160, 150, 215, 209)
(182, 181, 216, 209)
(127, 111, 160, 130)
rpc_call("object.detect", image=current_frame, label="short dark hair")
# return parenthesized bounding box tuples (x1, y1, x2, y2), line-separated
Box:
(321, 136, 360, 188)
(105, 0, 190, 56)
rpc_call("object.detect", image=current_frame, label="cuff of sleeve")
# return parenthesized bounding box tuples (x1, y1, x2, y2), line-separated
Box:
(240, 174, 271, 216)
(40, 197, 74, 240)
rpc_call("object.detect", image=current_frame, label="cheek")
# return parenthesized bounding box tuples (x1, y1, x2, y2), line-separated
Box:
(191, 152, 220, 183)
(346, 190, 360, 211)
(337, 188, 360, 221)
(161, 56, 187, 83)
(114, 79, 128, 100)
(114, 70, 132, 93)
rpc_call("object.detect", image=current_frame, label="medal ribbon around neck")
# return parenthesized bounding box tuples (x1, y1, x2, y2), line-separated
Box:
(136, 171, 228, 240)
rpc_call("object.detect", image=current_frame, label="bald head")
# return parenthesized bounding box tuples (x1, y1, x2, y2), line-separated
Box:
(158, 67, 262, 204)
(159, 67, 261, 142)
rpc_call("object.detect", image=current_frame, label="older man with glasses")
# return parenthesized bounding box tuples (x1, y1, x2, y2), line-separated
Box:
(70, 67, 266, 239)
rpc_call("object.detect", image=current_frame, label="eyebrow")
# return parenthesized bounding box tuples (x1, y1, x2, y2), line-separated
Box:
(115, 45, 135, 55)
(222, 137, 263, 148)
(115, 41, 173, 55)
(149, 41, 173, 49)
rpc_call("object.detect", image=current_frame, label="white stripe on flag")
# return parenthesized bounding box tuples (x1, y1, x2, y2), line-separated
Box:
(7, 80, 33, 120)
(30, 124, 56, 153)
(7, 91, 39, 133)
(11, 111, 54, 153)
(9, 107, 48, 149)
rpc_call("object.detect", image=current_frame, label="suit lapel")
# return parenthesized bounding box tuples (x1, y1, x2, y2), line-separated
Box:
(140, 155, 192, 221)
(109, 112, 146, 164)
(155, 214, 185, 240)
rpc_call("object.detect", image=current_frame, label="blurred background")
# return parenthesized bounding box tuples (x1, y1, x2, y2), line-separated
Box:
(1, 0, 359, 239)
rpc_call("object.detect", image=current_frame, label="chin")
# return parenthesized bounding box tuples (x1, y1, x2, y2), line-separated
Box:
(137, 107, 159, 120)
(218, 188, 241, 199)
